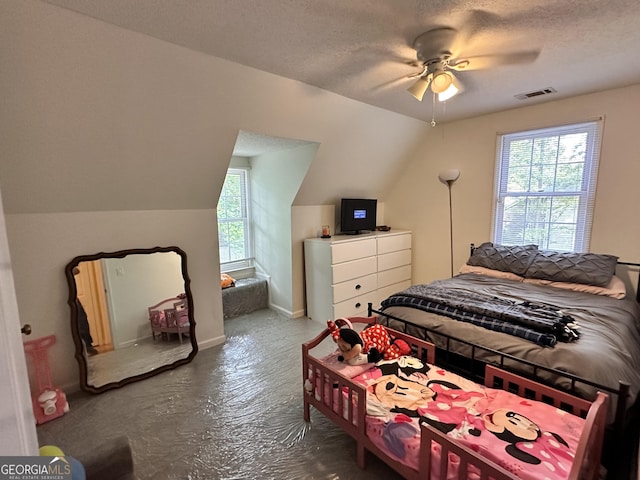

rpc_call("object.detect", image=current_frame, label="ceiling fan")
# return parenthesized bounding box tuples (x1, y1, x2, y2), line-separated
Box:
(406, 26, 540, 103)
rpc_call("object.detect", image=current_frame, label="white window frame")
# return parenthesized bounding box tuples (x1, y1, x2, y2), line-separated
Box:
(492, 120, 603, 252)
(217, 168, 254, 272)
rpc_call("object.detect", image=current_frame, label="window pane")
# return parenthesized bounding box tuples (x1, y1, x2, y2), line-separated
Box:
(523, 222, 549, 247)
(558, 133, 587, 163)
(525, 196, 551, 223)
(509, 139, 533, 167)
(547, 224, 576, 251)
(501, 222, 525, 245)
(532, 136, 558, 166)
(529, 164, 556, 192)
(503, 196, 526, 220)
(550, 196, 579, 223)
(506, 166, 531, 192)
(555, 163, 584, 191)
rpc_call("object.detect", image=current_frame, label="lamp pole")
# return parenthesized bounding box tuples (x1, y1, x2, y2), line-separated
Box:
(438, 169, 460, 278)
(446, 180, 454, 278)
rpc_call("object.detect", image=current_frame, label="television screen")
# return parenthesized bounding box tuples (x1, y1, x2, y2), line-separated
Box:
(340, 198, 377, 234)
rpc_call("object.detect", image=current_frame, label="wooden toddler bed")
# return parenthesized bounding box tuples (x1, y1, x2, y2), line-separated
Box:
(303, 317, 608, 480)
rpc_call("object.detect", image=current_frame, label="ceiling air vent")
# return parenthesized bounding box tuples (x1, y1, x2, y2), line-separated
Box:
(515, 87, 557, 100)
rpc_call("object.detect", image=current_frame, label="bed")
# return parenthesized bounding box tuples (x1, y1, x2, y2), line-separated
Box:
(370, 243, 640, 471)
(302, 317, 608, 480)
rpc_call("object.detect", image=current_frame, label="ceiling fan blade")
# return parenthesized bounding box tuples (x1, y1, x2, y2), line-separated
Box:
(448, 50, 540, 71)
(372, 74, 414, 92)
(406, 64, 428, 79)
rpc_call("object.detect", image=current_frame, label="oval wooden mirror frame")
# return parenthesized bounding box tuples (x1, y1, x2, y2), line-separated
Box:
(65, 246, 198, 394)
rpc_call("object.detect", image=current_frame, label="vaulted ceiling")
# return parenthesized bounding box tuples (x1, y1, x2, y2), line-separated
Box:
(43, 0, 640, 125)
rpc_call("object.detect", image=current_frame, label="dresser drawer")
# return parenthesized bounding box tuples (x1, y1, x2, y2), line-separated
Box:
(377, 233, 412, 255)
(375, 280, 412, 307)
(331, 238, 376, 264)
(334, 291, 377, 318)
(333, 273, 377, 303)
(378, 249, 411, 272)
(332, 256, 377, 283)
(377, 265, 411, 289)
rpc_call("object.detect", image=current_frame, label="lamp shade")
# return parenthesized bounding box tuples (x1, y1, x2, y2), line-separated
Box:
(437, 73, 462, 102)
(438, 169, 460, 183)
(407, 76, 431, 101)
(430, 71, 453, 94)
(438, 83, 459, 102)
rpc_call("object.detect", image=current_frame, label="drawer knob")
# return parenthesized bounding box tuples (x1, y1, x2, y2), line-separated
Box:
(355, 284, 361, 290)
(355, 302, 361, 309)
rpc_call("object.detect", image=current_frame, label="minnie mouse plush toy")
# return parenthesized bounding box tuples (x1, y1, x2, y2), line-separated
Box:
(327, 319, 411, 366)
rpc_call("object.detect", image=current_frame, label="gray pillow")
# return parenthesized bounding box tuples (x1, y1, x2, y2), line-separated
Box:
(468, 242, 538, 276)
(524, 250, 618, 287)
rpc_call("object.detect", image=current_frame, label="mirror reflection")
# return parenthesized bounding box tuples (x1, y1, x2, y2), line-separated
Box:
(66, 246, 197, 393)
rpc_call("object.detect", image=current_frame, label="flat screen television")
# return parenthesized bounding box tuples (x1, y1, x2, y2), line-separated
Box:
(340, 198, 377, 234)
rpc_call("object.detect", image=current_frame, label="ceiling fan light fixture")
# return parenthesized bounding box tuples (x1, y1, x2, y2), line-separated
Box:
(430, 71, 453, 94)
(407, 75, 431, 101)
(437, 73, 462, 102)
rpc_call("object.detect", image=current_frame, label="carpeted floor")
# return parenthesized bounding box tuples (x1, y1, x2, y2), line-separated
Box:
(37, 308, 638, 479)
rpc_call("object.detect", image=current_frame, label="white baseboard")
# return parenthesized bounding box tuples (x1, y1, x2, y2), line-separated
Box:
(197, 335, 226, 351)
(268, 300, 306, 319)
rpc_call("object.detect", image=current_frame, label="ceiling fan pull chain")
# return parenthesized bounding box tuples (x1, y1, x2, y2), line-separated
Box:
(431, 91, 437, 127)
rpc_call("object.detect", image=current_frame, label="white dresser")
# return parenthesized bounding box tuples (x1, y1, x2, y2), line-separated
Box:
(304, 230, 412, 321)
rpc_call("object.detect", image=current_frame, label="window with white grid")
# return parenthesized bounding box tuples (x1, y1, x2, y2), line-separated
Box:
(217, 168, 253, 271)
(493, 120, 602, 252)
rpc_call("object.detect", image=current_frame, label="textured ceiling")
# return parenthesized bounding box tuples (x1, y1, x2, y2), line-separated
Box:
(43, 0, 640, 128)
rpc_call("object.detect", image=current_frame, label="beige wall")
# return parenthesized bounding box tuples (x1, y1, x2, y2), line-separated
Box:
(251, 143, 318, 316)
(292, 204, 337, 317)
(385, 84, 640, 287)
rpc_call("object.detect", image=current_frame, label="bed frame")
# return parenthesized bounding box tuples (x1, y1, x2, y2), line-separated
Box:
(302, 317, 608, 480)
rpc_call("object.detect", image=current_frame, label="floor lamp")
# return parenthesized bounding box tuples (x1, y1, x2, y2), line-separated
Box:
(438, 169, 460, 277)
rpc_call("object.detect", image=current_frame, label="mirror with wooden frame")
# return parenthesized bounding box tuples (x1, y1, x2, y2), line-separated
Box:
(65, 246, 198, 394)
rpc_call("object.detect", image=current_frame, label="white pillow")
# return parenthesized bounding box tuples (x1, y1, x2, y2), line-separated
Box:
(523, 275, 627, 299)
(458, 263, 524, 282)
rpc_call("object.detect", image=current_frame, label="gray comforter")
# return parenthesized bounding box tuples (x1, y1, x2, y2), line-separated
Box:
(380, 273, 640, 416)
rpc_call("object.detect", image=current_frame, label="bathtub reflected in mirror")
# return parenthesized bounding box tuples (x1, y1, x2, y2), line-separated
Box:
(65, 246, 198, 394)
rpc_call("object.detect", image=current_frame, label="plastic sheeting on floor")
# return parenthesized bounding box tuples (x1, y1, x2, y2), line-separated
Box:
(37, 309, 403, 479)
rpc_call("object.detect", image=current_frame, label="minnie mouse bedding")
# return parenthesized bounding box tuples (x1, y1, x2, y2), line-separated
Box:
(350, 355, 584, 479)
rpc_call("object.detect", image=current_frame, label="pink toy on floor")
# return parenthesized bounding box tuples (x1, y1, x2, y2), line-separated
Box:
(23, 334, 69, 425)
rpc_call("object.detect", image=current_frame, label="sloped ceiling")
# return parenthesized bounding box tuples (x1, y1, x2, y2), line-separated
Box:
(43, 0, 640, 124)
(233, 131, 315, 158)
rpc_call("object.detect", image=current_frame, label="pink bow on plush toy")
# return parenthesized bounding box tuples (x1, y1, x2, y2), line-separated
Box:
(327, 318, 411, 366)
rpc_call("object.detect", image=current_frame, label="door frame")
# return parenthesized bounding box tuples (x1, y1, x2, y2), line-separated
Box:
(0, 191, 39, 454)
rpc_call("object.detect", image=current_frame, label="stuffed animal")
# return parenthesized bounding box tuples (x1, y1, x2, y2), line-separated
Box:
(327, 319, 411, 366)
(220, 273, 236, 289)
